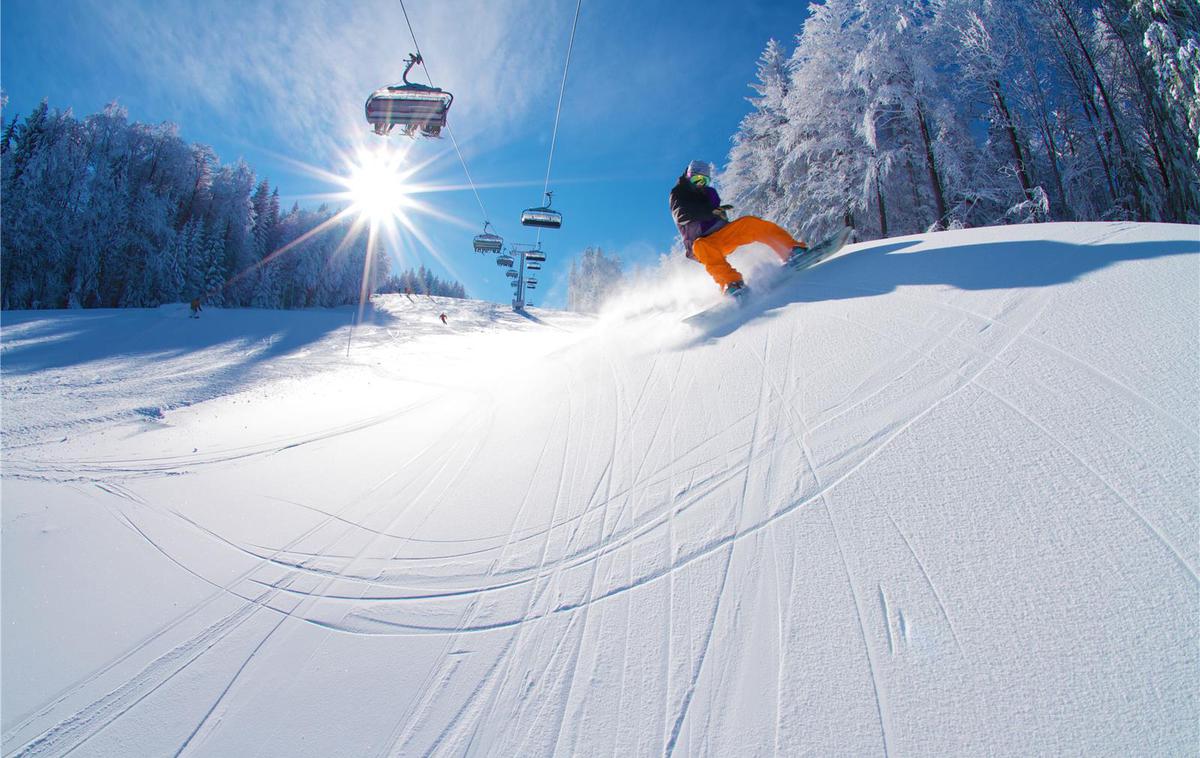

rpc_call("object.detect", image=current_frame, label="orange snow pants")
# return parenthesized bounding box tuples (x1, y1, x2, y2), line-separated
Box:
(692, 216, 804, 289)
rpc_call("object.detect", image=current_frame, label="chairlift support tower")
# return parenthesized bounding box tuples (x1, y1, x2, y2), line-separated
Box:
(508, 243, 547, 311)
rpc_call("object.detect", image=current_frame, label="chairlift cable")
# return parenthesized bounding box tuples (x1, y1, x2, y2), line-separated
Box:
(397, 0, 423, 60)
(531, 0, 582, 248)
(542, 0, 583, 199)
(445, 127, 491, 225)
(397, 0, 494, 230)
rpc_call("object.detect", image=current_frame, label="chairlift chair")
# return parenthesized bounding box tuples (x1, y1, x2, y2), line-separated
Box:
(366, 54, 454, 138)
(496, 254, 514, 268)
(525, 249, 546, 263)
(472, 222, 503, 253)
(526, 262, 541, 270)
(505, 270, 518, 279)
(521, 192, 562, 229)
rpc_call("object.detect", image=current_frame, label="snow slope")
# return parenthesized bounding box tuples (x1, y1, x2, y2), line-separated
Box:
(3, 222, 1197, 757)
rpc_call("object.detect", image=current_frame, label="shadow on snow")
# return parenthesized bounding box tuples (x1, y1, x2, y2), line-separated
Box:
(693, 234, 1199, 341)
(0, 305, 367, 375)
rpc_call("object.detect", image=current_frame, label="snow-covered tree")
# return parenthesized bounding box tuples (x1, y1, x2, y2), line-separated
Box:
(378, 265, 467, 299)
(567, 246, 624, 313)
(722, 0, 1197, 243)
(1092, 0, 1200, 221)
(0, 100, 409, 311)
(779, 0, 873, 238)
(1133, 0, 1199, 161)
(202, 223, 228, 308)
(723, 39, 793, 220)
(949, 3, 1043, 216)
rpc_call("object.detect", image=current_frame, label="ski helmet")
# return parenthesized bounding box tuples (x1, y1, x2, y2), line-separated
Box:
(686, 160, 714, 179)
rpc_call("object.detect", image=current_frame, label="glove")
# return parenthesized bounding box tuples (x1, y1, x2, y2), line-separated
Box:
(713, 204, 732, 221)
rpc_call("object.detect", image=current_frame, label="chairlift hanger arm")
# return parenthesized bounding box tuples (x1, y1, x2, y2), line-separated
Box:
(402, 53, 423, 86)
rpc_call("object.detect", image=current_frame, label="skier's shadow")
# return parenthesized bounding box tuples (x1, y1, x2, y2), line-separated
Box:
(691, 231, 1199, 341)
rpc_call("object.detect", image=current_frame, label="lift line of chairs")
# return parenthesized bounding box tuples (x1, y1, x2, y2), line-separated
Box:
(478, 228, 549, 274)
(470, 196, 561, 260)
(495, 248, 546, 270)
(366, 55, 562, 272)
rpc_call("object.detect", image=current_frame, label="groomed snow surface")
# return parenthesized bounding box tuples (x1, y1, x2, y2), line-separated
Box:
(3, 222, 1197, 757)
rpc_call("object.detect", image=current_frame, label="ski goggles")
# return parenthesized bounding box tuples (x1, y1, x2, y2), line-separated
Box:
(689, 174, 710, 187)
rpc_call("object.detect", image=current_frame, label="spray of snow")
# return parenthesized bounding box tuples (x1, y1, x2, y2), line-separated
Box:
(600, 242, 802, 320)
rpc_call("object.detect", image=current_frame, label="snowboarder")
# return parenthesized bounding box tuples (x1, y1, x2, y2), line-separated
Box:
(439, 312, 447, 325)
(669, 160, 809, 297)
(189, 296, 203, 319)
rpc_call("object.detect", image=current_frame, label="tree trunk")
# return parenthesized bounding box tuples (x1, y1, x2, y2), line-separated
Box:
(905, 157, 926, 233)
(1047, 19, 1120, 204)
(915, 100, 948, 226)
(1054, 0, 1127, 153)
(989, 80, 1034, 198)
(1053, 0, 1149, 217)
(1020, 45, 1070, 216)
(875, 173, 889, 237)
(1100, 0, 1197, 221)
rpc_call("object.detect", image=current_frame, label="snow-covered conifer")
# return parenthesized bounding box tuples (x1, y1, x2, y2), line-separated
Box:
(567, 246, 623, 313)
(723, 39, 792, 220)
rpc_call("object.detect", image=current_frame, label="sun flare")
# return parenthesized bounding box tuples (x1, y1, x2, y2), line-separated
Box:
(267, 137, 486, 324)
(346, 149, 412, 223)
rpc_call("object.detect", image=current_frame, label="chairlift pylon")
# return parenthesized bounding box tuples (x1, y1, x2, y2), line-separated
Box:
(472, 221, 503, 253)
(366, 53, 454, 138)
(521, 191, 562, 229)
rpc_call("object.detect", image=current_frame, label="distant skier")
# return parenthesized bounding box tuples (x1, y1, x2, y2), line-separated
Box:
(669, 160, 809, 297)
(439, 312, 448, 325)
(189, 296, 203, 319)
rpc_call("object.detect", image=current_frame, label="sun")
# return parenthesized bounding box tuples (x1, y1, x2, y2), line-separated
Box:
(263, 138, 485, 325)
(346, 147, 414, 224)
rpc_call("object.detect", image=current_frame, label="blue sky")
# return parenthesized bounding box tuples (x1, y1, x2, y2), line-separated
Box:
(1, 0, 809, 308)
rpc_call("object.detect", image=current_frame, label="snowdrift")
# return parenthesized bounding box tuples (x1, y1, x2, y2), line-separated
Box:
(3, 222, 1197, 756)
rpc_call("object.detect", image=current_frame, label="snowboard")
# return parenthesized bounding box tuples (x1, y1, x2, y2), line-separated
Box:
(683, 226, 853, 326)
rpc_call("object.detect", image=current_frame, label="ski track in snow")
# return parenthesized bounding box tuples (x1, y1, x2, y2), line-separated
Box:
(3, 224, 1198, 756)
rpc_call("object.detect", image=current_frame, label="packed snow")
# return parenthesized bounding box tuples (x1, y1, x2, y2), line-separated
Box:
(3, 222, 1197, 756)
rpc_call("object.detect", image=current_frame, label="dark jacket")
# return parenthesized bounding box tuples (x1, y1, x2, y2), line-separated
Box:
(669, 175, 726, 257)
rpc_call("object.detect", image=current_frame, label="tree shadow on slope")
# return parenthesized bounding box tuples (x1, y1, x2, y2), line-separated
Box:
(820, 235, 1195, 295)
(1, 305, 378, 374)
(0, 303, 413, 410)
(694, 234, 1199, 341)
